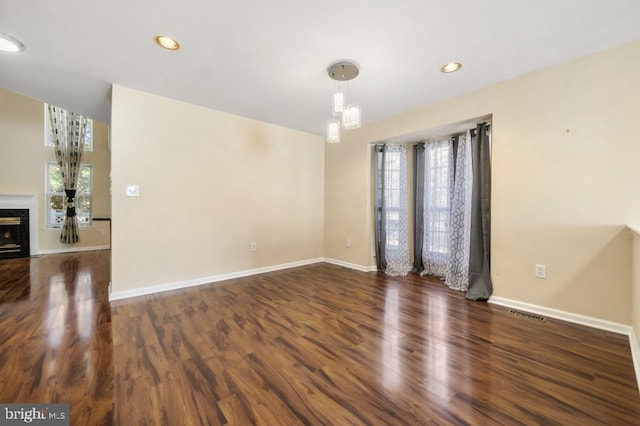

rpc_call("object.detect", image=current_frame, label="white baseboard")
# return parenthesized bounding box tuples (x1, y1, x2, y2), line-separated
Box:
(630, 330, 640, 393)
(109, 258, 324, 301)
(489, 296, 632, 334)
(322, 257, 377, 272)
(490, 296, 639, 393)
(37, 245, 110, 255)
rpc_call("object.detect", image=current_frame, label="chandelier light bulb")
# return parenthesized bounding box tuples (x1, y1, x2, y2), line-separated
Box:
(332, 92, 344, 114)
(326, 120, 341, 143)
(342, 104, 361, 130)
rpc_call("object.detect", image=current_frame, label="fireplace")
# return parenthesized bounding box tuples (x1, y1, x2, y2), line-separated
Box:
(0, 209, 30, 259)
(0, 195, 37, 258)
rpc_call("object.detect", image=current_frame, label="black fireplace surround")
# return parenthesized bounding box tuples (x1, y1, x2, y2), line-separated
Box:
(0, 209, 30, 259)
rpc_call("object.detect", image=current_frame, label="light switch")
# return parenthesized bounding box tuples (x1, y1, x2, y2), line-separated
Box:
(126, 185, 140, 197)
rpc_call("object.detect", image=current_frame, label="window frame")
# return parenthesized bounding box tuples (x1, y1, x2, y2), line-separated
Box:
(45, 162, 93, 230)
(424, 142, 452, 255)
(375, 148, 405, 249)
(383, 151, 402, 248)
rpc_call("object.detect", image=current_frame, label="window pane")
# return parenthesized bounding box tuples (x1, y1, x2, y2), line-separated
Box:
(388, 153, 399, 169)
(389, 172, 399, 189)
(387, 230, 399, 247)
(84, 120, 93, 150)
(49, 165, 64, 192)
(77, 195, 92, 224)
(386, 209, 400, 246)
(50, 195, 65, 228)
(50, 194, 64, 211)
(77, 166, 91, 193)
(77, 195, 91, 212)
(424, 141, 452, 256)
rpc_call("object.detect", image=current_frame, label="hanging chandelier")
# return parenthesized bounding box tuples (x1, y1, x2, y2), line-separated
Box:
(326, 61, 361, 143)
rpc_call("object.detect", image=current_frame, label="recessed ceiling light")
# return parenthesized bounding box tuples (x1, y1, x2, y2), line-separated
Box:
(154, 35, 180, 50)
(441, 62, 462, 73)
(0, 32, 25, 53)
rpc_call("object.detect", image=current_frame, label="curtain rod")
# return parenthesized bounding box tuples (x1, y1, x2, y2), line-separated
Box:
(374, 122, 490, 147)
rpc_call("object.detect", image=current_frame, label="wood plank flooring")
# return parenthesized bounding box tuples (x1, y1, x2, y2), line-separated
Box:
(1, 250, 639, 425)
(0, 250, 113, 424)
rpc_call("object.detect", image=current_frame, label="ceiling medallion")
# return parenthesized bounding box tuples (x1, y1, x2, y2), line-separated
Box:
(328, 62, 360, 81)
(326, 61, 361, 143)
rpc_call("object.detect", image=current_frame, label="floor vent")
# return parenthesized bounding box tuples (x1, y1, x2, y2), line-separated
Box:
(508, 309, 546, 322)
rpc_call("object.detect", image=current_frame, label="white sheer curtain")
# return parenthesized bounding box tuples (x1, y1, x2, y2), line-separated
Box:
(422, 139, 453, 277)
(383, 145, 412, 276)
(445, 132, 473, 291)
(373, 125, 490, 296)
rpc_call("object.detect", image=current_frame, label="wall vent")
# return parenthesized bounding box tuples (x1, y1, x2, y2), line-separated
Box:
(508, 309, 546, 322)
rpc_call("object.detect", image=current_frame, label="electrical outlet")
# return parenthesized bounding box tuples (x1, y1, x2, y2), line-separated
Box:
(250, 242, 257, 252)
(346, 239, 351, 248)
(535, 264, 547, 279)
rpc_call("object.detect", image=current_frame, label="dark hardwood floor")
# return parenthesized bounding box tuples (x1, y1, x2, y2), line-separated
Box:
(0, 250, 113, 424)
(1, 250, 639, 425)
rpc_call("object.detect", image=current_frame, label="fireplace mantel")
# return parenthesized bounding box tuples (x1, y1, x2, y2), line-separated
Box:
(0, 195, 37, 256)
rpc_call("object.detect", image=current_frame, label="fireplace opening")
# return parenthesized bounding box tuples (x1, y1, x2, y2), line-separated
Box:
(0, 209, 30, 259)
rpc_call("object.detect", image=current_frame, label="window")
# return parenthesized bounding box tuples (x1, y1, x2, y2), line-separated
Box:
(373, 123, 491, 294)
(383, 150, 402, 247)
(44, 104, 93, 151)
(375, 147, 405, 247)
(424, 142, 452, 254)
(374, 144, 412, 275)
(46, 163, 92, 229)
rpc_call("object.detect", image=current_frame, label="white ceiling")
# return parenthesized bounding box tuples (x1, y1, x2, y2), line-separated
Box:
(1, 1, 639, 135)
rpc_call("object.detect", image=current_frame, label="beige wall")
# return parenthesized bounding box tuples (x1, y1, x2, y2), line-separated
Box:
(632, 227, 640, 357)
(325, 41, 640, 324)
(109, 85, 324, 294)
(0, 88, 111, 252)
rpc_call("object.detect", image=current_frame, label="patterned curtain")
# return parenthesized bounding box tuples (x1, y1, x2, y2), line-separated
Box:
(445, 131, 473, 291)
(382, 145, 412, 276)
(48, 105, 87, 244)
(421, 139, 453, 277)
